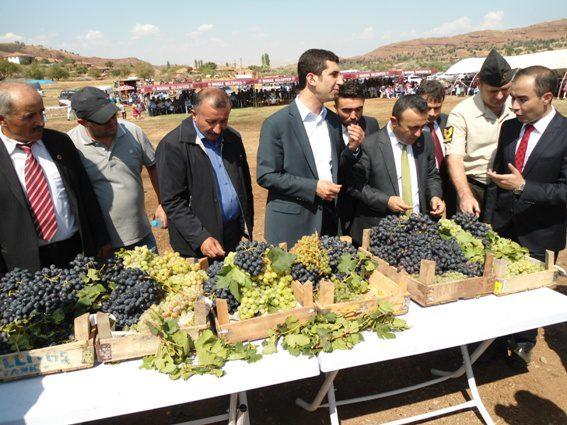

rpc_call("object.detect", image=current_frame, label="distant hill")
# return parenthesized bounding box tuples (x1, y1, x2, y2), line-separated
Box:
(0, 42, 149, 67)
(347, 19, 567, 70)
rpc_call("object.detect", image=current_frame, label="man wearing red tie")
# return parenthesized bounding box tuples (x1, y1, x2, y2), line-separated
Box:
(485, 66, 567, 365)
(417, 80, 457, 216)
(0, 83, 110, 274)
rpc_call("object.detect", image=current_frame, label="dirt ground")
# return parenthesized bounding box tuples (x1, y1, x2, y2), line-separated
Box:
(43, 84, 567, 425)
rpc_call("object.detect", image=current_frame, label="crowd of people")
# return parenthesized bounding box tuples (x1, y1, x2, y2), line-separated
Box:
(0, 48, 565, 370)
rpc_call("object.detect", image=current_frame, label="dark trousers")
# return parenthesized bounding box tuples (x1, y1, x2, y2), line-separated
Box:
(222, 218, 243, 253)
(39, 232, 82, 269)
(321, 201, 339, 237)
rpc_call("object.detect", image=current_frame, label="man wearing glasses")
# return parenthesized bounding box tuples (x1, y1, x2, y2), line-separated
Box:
(0, 82, 110, 273)
(68, 87, 167, 252)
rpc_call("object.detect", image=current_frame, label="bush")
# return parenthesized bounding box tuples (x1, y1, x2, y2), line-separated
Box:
(24, 64, 44, 80)
(0, 60, 21, 78)
(48, 64, 69, 80)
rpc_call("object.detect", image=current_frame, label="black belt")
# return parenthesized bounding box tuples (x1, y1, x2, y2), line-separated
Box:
(467, 176, 488, 189)
(39, 232, 80, 252)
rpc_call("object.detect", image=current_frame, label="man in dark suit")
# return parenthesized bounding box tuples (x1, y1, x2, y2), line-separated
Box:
(0, 82, 110, 274)
(156, 88, 253, 259)
(333, 80, 379, 234)
(349, 95, 445, 245)
(257, 49, 360, 247)
(485, 66, 567, 365)
(417, 79, 457, 216)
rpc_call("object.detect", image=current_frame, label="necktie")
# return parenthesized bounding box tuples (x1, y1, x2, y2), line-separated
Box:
(514, 124, 535, 174)
(427, 122, 445, 171)
(401, 144, 413, 213)
(17, 143, 58, 241)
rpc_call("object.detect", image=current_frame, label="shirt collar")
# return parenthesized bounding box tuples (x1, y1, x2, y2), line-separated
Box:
(77, 121, 126, 146)
(529, 107, 556, 134)
(473, 92, 513, 121)
(295, 97, 327, 123)
(0, 127, 44, 154)
(192, 119, 222, 146)
(386, 121, 403, 147)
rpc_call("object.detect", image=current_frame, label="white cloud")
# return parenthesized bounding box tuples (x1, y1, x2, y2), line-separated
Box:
(354, 27, 375, 41)
(427, 16, 472, 36)
(480, 10, 504, 29)
(189, 23, 214, 39)
(131, 23, 160, 39)
(0, 32, 24, 42)
(85, 30, 103, 41)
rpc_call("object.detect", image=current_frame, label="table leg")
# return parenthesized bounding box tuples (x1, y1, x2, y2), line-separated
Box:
(295, 370, 339, 412)
(431, 338, 495, 377)
(228, 393, 238, 425)
(236, 391, 250, 425)
(327, 379, 340, 425)
(461, 345, 494, 425)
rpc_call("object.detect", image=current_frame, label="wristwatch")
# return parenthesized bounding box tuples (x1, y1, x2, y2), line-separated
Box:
(513, 182, 525, 197)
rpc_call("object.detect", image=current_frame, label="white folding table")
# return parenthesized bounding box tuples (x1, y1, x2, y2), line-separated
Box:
(296, 288, 567, 425)
(0, 343, 320, 425)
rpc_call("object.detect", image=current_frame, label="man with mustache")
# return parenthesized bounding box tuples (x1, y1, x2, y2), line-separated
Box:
(0, 82, 110, 274)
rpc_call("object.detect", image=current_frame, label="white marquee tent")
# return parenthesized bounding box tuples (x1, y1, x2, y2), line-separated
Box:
(445, 49, 567, 75)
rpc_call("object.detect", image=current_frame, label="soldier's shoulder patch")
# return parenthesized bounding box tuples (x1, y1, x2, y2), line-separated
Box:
(443, 126, 453, 143)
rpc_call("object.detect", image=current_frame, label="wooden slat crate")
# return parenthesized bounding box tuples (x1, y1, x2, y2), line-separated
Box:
(315, 268, 410, 317)
(0, 313, 95, 381)
(214, 281, 317, 343)
(493, 250, 558, 296)
(361, 229, 494, 307)
(95, 300, 210, 363)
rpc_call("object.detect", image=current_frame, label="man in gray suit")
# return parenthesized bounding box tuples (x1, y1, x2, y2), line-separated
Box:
(257, 49, 360, 247)
(349, 95, 445, 245)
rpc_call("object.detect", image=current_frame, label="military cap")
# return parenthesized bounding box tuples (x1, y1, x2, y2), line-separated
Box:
(478, 49, 512, 87)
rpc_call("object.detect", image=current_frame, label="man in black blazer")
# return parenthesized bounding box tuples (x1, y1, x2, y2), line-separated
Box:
(333, 80, 379, 235)
(156, 88, 253, 259)
(0, 82, 110, 274)
(257, 49, 359, 247)
(417, 79, 457, 216)
(349, 95, 445, 245)
(485, 66, 566, 364)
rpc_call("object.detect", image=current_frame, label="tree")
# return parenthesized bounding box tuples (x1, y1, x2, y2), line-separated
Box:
(88, 67, 101, 79)
(105, 61, 114, 68)
(24, 64, 44, 80)
(134, 62, 155, 79)
(48, 64, 69, 80)
(0, 60, 21, 78)
(75, 65, 88, 75)
(166, 61, 171, 69)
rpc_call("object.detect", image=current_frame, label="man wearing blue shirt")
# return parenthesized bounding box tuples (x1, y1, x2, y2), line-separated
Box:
(156, 88, 253, 259)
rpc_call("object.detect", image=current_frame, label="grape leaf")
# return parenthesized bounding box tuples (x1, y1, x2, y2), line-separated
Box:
(267, 247, 296, 274)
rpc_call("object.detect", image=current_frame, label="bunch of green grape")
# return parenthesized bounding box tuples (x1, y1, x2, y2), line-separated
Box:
(164, 269, 208, 293)
(238, 275, 295, 319)
(438, 219, 485, 264)
(290, 234, 331, 276)
(489, 236, 530, 263)
(507, 258, 545, 277)
(432, 271, 469, 284)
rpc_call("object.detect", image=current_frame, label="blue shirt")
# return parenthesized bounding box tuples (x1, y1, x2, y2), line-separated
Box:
(193, 121, 240, 223)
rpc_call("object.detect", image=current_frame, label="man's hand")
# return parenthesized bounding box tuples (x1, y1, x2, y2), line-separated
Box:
(387, 196, 411, 213)
(200, 237, 226, 259)
(97, 244, 112, 259)
(430, 196, 446, 216)
(487, 163, 525, 191)
(458, 193, 481, 217)
(153, 204, 168, 229)
(316, 180, 342, 201)
(346, 124, 365, 152)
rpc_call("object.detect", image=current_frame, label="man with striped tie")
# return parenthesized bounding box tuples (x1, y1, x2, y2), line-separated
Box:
(0, 82, 110, 274)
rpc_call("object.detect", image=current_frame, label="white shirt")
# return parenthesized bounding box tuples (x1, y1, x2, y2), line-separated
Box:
(341, 124, 350, 146)
(295, 97, 333, 182)
(387, 122, 420, 212)
(514, 107, 556, 167)
(0, 128, 78, 245)
(422, 120, 446, 169)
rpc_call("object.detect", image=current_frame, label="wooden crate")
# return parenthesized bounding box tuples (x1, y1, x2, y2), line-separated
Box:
(0, 313, 95, 382)
(361, 229, 494, 307)
(316, 269, 410, 317)
(214, 281, 317, 343)
(95, 300, 210, 363)
(493, 250, 557, 296)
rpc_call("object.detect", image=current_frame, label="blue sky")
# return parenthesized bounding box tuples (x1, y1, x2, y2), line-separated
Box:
(2, 0, 566, 66)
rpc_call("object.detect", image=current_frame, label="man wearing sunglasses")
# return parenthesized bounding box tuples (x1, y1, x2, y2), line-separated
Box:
(68, 87, 166, 252)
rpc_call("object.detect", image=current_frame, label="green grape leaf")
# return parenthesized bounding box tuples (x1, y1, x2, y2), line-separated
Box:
(284, 333, 311, 348)
(338, 253, 357, 274)
(267, 247, 296, 274)
(262, 337, 278, 355)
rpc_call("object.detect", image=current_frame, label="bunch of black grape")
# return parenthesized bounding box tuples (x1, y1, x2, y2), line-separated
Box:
(204, 260, 239, 314)
(234, 241, 271, 276)
(369, 214, 482, 277)
(291, 263, 322, 287)
(453, 212, 491, 247)
(100, 257, 163, 329)
(320, 236, 357, 274)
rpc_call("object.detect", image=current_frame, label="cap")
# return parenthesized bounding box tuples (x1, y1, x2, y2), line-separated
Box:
(478, 49, 512, 87)
(71, 87, 118, 124)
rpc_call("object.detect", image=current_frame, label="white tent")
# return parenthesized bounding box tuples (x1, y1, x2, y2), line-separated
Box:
(445, 49, 567, 75)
